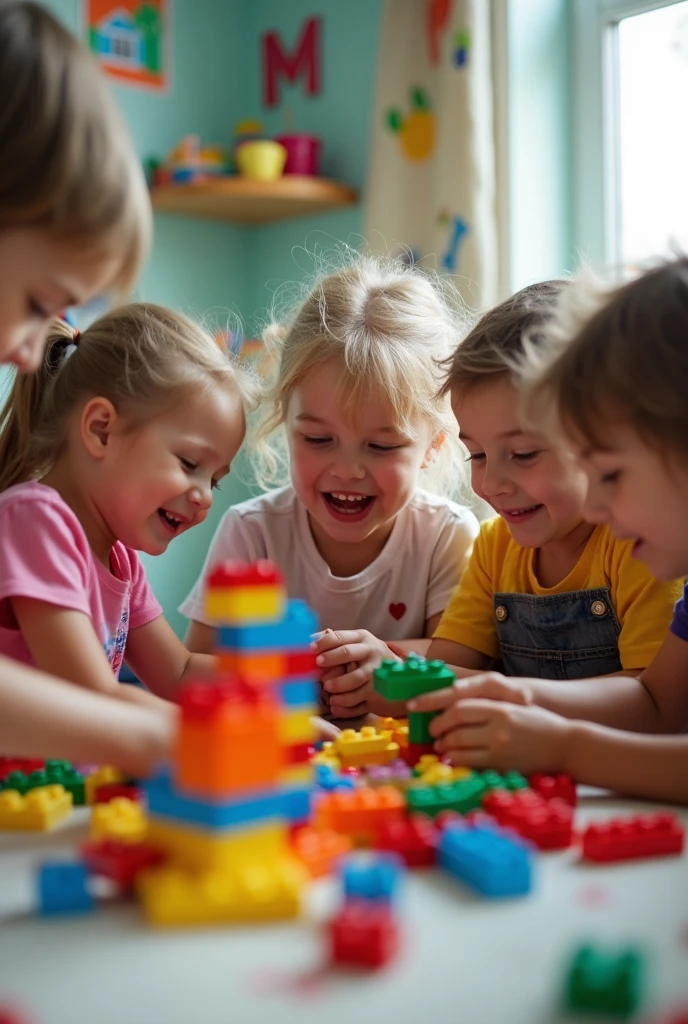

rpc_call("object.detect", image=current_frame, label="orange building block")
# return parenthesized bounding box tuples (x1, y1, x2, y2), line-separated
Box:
(315, 786, 405, 843)
(176, 678, 283, 798)
(291, 827, 353, 878)
(218, 650, 285, 681)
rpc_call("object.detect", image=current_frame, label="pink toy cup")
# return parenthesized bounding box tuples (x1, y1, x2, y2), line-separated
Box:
(274, 134, 321, 176)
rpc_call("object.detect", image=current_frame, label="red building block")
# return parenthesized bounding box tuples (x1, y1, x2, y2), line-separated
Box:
(285, 650, 318, 677)
(284, 742, 311, 766)
(400, 741, 436, 768)
(375, 814, 437, 867)
(530, 772, 577, 806)
(0, 757, 44, 782)
(81, 839, 167, 889)
(329, 901, 401, 969)
(208, 560, 282, 588)
(483, 789, 573, 850)
(581, 813, 684, 864)
(93, 783, 141, 804)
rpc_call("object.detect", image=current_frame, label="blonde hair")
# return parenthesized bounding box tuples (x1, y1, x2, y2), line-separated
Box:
(0, 303, 260, 491)
(0, 1, 151, 295)
(438, 280, 568, 398)
(522, 258, 688, 458)
(252, 253, 469, 497)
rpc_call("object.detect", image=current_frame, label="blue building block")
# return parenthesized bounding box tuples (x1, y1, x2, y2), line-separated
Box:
(279, 679, 318, 707)
(38, 862, 93, 917)
(341, 853, 403, 903)
(438, 821, 532, 898)
(315, 764, 355, 792)
(216, 599, 317, 653)
(144, 769, 310, 830)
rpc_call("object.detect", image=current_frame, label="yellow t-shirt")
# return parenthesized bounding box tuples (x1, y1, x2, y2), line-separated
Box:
(434, 516, 682, 670)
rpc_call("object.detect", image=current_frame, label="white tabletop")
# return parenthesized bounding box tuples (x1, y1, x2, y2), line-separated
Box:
(0, 791, 686, 1024)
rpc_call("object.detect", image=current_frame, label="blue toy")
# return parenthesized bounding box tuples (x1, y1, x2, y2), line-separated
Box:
(38, 862, 93, 917)
(341, 853, 404, 904)
(438, 820, 532, 898)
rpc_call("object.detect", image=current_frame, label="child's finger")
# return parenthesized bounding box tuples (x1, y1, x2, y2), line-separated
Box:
(329, 700, 369, 719)
(328, 684, 369, 709)
(315, 642, 370, 670)
(429, 698, 496, 738)
(311, 630, 361, 654)
(324, 665, 369, 694)
(444, 746, 493, 768)
(321, 665, 345, 683)
(408, 683, 466, 712)
(311, 715, 340, 740)
(433, 721, 492, 756)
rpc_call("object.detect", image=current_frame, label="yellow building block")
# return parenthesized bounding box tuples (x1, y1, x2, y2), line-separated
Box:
(85, 766, 125, 805)
(310, 748, 340, 771)
(137, 855, 305, 927)
(410, 759, 473, 786)
(148, 818, 287, 871)
(205, 586, 284, 624)
(280, 708, 315, 745)
(0, 785, 72, 831)
(335, 726, 400, 768)
(281, 764, 312, 786)
(91, 797, 148, 844)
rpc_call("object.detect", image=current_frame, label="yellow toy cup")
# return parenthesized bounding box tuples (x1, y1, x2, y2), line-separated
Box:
(236, 140, 287, 181)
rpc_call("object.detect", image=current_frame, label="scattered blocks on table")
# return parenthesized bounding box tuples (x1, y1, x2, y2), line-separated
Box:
(315, 763, 355, 792)
(480, 769, 529, 793)
(93, 783, 141, 804)
(315, 786, 405, 842)
(439, 819, 533, 898)
(373, 655, 455, 702)
(91, 797, 148, 844)
(482, 790, 573, 850)
(365, 760, 413, 790)
(379, 718, 409, 749)
(329, 901, 401, 969)
(291, 827, 352, 878)
(38, 862, 93, 917)
(407, 775, 486, 817)
(341, 853, 403, 903)
(529, 772, 577, 805)
(85, 766, 125, 805)
(81, 839, 167, 889)
(0, 757, 44, 782)
(375, 814, 437, 868)
(0, 761, 84, 805)
(335, 726, 400, 768)
(0, 785, 72, 831)
(400, 741, 436, 768)
(581, 813, 684, 863)
(563, 943, 644, 1017)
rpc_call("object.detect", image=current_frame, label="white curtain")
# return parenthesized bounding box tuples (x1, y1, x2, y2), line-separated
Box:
(364, 0, 498, 308)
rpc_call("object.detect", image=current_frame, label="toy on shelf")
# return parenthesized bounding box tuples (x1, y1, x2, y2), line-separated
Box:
(235, 140, 287, 182)
(135, 559, 318, 928)
(150, 134, 230, 187)
(274, 133, 321, 175)
(562, 943, 644, 1017)
(329, 853, 404, 969)
(581, 813, 684, 864)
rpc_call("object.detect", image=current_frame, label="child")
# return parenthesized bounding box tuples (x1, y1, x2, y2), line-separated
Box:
(412, 260, 688, 804)
(0, 303, 255, 712)
(182, 256, 480, 719)
(0, 1, 174, 771)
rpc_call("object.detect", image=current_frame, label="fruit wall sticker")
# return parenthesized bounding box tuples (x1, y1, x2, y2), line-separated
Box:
(386, 88, 436, 163)
(427, 0, 453, 66)
(454, 29, 471, 68)
(438, 210, 469, 272)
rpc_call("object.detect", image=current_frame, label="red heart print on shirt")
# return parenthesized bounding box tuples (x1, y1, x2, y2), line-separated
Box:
(389, 602, 406, 621)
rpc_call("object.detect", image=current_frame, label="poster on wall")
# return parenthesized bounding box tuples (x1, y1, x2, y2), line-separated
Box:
(82, 0, 171, 92)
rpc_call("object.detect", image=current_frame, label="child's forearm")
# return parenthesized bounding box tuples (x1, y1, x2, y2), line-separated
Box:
(117, 682, 174, 714)
(0, 657, 175, 775)
(525, 674, 665, 732)
(562, 719, 688, 804)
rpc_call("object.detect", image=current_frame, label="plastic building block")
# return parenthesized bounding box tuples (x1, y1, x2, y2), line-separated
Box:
(285, 741, 312, 767)
(137, 855, 306, 927)
(379, 718, 409, 749)
(291, 827, 353, 878)
(341, 853, 403, 903)
(407, 775, 486, 817)
(400, 741, 436, 767)
(315, 786, 405, 841)
(374, 655, 455, 702)
(279, 679, 317, 706)
(85, 766, 124, 804)
(93, 783, 141, 804)
(439, 820, 532, 898)
(315, 764, 355, 792)
(280, 764, 313, 789)
(365, 761, 413, 790)
(563, 944, 644, 1016)
(38, 862, 93, 916)
(0, 757, 43, 782)
(280, 783, 311, 824)
(208, 560, 283, 589)
(408, 709, 437, 745)
(329, 901, 401, 969)
(91, 797, 148, 844)
(480, 769, 529, 793)
(176, 679, 283, 798)
(413, 759, 474, 786)
(375, 814, 437, 867)
(529, 772, 577, 805)
(335, 726, 400, 768)
(281, 707, 315, 745)
(148, 817, 286, 871)
(284, 651, 318, 678)
(0, 785, 72, 831)
(205, 560, 285, 623)
(581, 813, 684, 863)
(483, 790, 573, 850)
(216, 599, 317, 654)
(81, 839, 166, 889)
(0, 760, 85, 804)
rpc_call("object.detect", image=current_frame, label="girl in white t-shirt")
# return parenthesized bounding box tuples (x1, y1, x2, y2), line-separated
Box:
(181, 255, 479, 720)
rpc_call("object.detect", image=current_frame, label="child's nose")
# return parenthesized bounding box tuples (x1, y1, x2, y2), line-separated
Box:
(189, 483, 212, 510)
(330, 455, 366, 480)
(582, 483, 609, 524)
(481, 461, 512, 497)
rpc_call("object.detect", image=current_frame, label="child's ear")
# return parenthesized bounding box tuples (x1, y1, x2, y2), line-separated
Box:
(421, 431, 446, 469)
(80, 397, 118, 460)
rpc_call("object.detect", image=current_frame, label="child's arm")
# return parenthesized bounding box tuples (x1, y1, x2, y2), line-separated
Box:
(0, 655, 175, 775)
(124, 616, 216, 700)
(185, 619, 215, 655)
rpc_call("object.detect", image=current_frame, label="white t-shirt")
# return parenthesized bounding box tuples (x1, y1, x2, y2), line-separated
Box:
(179, 486, 479, 639)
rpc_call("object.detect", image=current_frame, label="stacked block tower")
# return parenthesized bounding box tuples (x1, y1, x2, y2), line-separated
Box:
(137, 561, 318, 927)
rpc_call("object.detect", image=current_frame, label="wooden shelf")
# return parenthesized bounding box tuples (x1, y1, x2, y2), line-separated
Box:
(151, 176, 358, 225)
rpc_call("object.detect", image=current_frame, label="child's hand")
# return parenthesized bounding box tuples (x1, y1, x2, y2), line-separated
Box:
(417, 695, 572, 773)
(311, 629, 405, 719)
(409, 672, 535, 715)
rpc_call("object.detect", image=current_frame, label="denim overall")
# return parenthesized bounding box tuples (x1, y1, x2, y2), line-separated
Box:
(493, 587, 622, 679)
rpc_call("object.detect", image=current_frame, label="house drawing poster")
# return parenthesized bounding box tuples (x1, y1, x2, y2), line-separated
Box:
(83, 0, 171, 91)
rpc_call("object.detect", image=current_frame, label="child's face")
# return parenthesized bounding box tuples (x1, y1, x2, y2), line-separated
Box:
(453, 376, 589, 547)
(580, 426, 688, 580)
(90, 384, 245, 556)
(285, 360, 437, 551)
(0, 229, 119, 372)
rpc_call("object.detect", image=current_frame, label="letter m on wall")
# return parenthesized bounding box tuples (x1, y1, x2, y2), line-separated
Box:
(261, 16, 322, 108)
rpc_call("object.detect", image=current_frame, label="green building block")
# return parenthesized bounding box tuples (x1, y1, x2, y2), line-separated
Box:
(480, 770, 529, 793)
(408, 710, 437, 744)
(374, 656, 455, 702)
(563, 944, 644, 1017)
(407, 776, 486, 817)
(1, 760, 85, 805)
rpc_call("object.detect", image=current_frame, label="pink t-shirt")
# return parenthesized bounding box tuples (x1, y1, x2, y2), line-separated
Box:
(0, 482, 162, 677)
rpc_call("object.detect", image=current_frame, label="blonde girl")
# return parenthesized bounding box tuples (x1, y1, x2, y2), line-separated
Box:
(412, 260, 688, 804)
(0, 304, 254, 715)
(0, 2, 174, 771)
(182, 255, 479, 720)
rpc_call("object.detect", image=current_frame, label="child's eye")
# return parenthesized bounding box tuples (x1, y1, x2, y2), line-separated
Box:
(211, 479, 222, 491)
(601, 470, 621, 484)
(465, 452, 485, 463)
(369, 443, 402, 453)
(179, 457, 197, 471)
(303, 435, 332, 446)
(27, 297, 48, 319)
(512, 451, 540, 462)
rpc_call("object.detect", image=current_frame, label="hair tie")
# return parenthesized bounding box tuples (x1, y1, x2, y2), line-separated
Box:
(72, 328, 80, 345)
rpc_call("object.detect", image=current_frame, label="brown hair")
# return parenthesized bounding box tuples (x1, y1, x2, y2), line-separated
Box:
(438, 279, 567, 398)
(0, 1, 151, 294)
(523, 258, 688, 456)
(0, 304, 260, 491)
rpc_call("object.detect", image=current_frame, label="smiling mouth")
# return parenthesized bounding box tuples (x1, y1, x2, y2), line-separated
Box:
(323, 492, 375, 516)
(500, 504, 543, 519)
(158, 508, 184, 533)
